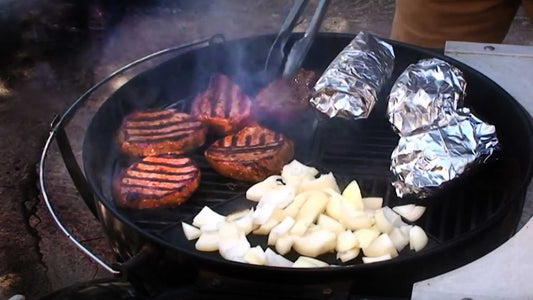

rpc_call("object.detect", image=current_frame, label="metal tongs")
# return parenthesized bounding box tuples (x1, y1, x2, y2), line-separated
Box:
(265, 0, 330, 78)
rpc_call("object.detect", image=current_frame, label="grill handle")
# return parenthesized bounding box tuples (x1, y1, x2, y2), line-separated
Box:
(55, 122, 98, 217)
(39, 34, 226, 275)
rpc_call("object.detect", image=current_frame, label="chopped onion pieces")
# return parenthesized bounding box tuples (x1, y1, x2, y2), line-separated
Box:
(324, 189, 344, 220)
(265, 248, 293, 267)
(289, 219, 311, 235)
(317, 214, 345, 234)
(362, 197, 383, 210)
(362, 234, 398, 258)
(246, 175, 284, 201)
(226, 209, 251, 222)
(299, 172, 340, 194)
(195, 231, 219, 252)
(389, 227, 410, 252)
(336, 248, 360, 263)
(244, 246, 266, 265)
(296, 191, 329, 223)
(354, 228, 380, 249)
(193, 206, 225, 228)
(362, 254, 392, 264)
(219, 233, 250, 261)
(253, 218, 280, 235)
(281, 160, 319, 187)
(293, 229, 336, 257)
(393, 204, 426, 222)
(374, 208, 394, 234)
(342, 180, 364, 211)
(275, 234, 295, 255)
(340, 208, 374, 230)
(189, 161, 431, 267)
(293, 256, 329, 268)
(336, 230, 359, 252)
(182, 222, 201, 241)
(233, 209, 255, 235)
(268, 217, 296, 245)
(409, 225, 429, 252)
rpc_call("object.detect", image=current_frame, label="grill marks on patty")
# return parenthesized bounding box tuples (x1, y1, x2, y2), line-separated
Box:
(217, 131, 282, 148)
(125, 109, 175, 121)
(125, 119, 203, 131)
(202, 74, 251, 118)
(123, 113, 203, 140)
(120, 157, 196, 192)
(208, 126, 285, 161)
(118, 109, 206, 157)
(191, 74, 252, 134)
(115, 155, 201, 209)
(205, 125, 295, 182)
(208, 125, 285, 152)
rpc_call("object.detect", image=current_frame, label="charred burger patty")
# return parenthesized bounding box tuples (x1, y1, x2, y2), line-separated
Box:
(204, 124, 294, 182)
(118, 109, 206, 157)
(115, 155, 201, 209)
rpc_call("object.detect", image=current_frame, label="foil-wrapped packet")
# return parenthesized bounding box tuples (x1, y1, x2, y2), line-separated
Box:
(310, 31, 395, 119)
(388, 58, 499, 197)
(388, 58, 467, 135)
(391, 108, 499, 197)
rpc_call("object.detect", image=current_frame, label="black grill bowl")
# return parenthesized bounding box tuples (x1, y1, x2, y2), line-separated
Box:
(82, 33, 533, 298)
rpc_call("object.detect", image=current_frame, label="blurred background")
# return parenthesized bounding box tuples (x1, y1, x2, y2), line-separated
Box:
(0, 0, 531, 298)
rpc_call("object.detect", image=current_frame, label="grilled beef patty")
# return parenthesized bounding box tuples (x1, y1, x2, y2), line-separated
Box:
(191, 74, 252, 135)
(205, 124, 294, 182)
(254, 69, 319, 122)
(118, 109, 206, 157)
(115, 155, 201, 209)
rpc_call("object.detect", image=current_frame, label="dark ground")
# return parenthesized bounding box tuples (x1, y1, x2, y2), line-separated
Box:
(0, 1, 532, 299)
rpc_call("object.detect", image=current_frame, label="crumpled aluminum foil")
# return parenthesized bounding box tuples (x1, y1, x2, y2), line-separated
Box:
(388, 58, 467, 135)
(388, 58, 499, 197)
(310, 31, 395, 119)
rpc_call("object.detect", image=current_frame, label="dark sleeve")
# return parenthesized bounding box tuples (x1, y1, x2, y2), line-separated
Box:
(523, 0, 533, 19)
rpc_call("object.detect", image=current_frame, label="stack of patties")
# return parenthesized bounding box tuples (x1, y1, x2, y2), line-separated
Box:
(115, 71, 308, 209)
(116, 108, 206, 209)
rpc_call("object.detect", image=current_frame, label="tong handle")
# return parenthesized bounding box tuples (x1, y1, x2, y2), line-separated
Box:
(283, 0, 330, 77)
(264, 0, 308, 73)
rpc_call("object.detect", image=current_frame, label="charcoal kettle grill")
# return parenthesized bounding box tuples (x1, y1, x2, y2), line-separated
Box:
(39, 32, 533, 299)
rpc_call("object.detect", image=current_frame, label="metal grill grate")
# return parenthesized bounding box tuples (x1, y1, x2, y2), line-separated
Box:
(112, 110, 514, 262)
